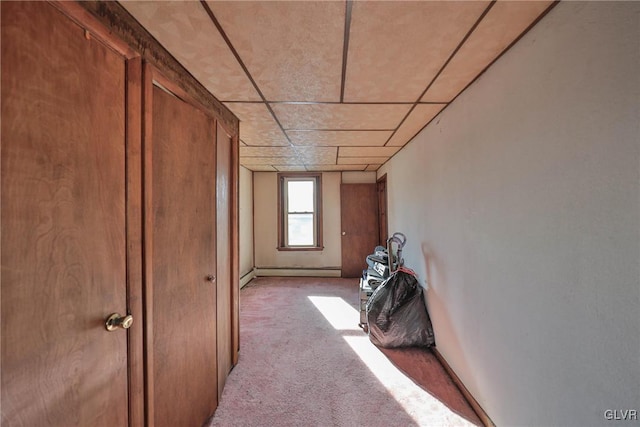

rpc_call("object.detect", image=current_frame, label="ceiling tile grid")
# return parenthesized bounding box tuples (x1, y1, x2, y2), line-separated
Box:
(271, 103, 412, 131)
(337, 156, 389, 165)
(121, 1, 260, 101)
(306, 164, 367, 172)
(287, 130, 394, 147)
(344, 1, 490, 102)
(339, 146, 401, 158)
(387, 104, 447, 147)
(205, 1, 345, 102)
(422, 0, 554, 103)
(121, 0, 554, 172)
(223, 102, 289, 147)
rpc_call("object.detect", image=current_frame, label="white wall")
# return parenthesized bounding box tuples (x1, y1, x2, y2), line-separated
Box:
(253, 172, 342, 271)
(239, 166, 254, 281)
(378, 2, 640, 425)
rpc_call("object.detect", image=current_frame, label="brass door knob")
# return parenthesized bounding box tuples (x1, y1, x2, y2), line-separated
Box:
(105, 313, 133, 331)
(206, 274, 216, 284)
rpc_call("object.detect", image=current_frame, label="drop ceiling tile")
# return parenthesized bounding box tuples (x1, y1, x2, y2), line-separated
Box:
(241, 164, 277, 172)
(365, 164, 382, 172)
(344, 1, 489, 102)
(271, 103, 412, 130)
(274, 165, 308, 172)
(239, 157, 303, 166)
(306, 165, 367, 172)
(386, 104, 446, 147)
(294, 147, 338, 164)
(287, 130, 393, 147)
(337, 157, 389, 165)
(339, 146, 401, 158)
(206, 1, 344, 102)
(422, 1, 554, 102)
(240, 146, 298, 158)
(121, 1, 260, 101)
(224, 103, 289, 146)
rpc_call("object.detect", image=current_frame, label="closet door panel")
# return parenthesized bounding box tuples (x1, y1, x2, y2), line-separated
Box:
(151, 87, 218, 427)
(1, 2, 129, 426)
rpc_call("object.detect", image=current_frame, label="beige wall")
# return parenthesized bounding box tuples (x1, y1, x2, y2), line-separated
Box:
(253, 172, 341, 270)
(239, 166, 254, 279)
(378, 2, 639, 425)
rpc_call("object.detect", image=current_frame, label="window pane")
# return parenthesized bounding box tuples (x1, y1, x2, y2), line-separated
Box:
(288, 213, 314, 246)
(287, 180, 314, 213)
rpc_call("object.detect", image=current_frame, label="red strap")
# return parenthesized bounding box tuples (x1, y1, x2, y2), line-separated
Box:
(396, 266, 416, 276)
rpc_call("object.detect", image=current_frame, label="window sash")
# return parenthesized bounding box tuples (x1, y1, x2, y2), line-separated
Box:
(286, 212, 315, 246)
(284, 178, 316, 247)
(278, 173, 323, 250)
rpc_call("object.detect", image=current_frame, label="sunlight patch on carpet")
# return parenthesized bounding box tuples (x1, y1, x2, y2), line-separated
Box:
(307, 296, 361, 331)
(343, 336, 475, 426)
(308, 293, 475, 426)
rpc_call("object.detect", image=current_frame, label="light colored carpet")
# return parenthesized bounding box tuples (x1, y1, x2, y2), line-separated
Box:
(207, 277, 481, 427)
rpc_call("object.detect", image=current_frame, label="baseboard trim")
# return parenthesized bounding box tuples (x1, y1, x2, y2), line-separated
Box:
(432, 348, 495, 427)
(239, 269, 256, 289)
(254, 268, 341, 278)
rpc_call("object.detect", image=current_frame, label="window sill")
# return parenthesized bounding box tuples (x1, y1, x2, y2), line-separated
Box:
(277, 246, 324, 252)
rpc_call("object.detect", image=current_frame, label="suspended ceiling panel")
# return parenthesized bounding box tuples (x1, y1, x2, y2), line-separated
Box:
(272, 165, 307, 172)
(337, 156, 389, 165)
(240, 146, 298, 158)
(344, 1, 490, 102)
(294, 147, 338, 164)
(387, 104, 446, 147)
(121, 1, 259, 101)
(206, 1, 345, 102)
(270, 103, 412, 130)
(422, 0, 554, 102)
(242, 165, 277, 172)
(287, 130, 393, 147)
(121, 0, 553, 171)
(306, 164, 367, 172)
(339, 146, 401, 158)
(239, 157, 303, 166)
(224, 103, 289, 146)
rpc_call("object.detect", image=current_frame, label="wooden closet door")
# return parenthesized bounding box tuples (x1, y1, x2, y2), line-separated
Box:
(216, 124, 233, 397)
(1, 2, 129, 426)
(150, 86, 218, 427)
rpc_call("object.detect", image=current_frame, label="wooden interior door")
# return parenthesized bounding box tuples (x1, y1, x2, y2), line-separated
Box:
(216, 124, 233, 397)
(340, 184, 379, 278)
(1, 2, 130, 425)
(149, 85, 218, 427)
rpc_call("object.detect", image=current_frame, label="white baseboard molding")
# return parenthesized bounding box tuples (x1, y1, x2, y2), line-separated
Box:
(239, 269, 256, 289)
(432, 348, 495, 427)
(254, 267, 341, 278)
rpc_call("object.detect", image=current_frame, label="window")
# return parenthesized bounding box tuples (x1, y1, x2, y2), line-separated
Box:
(278, 173, 323, 250)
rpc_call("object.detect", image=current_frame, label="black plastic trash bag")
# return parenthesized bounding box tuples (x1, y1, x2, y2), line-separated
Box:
(365, 269, 436, 348)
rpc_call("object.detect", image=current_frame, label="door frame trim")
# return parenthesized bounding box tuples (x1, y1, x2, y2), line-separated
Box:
(376, 174, 388, 246)
(51, 0, 239, 137)
(125, 56, 145, 427)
